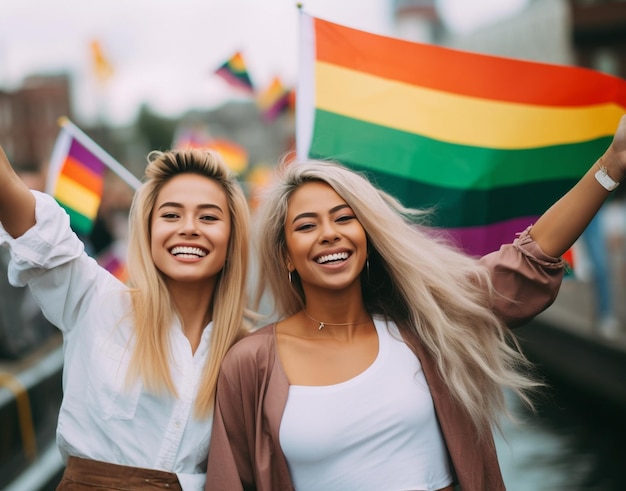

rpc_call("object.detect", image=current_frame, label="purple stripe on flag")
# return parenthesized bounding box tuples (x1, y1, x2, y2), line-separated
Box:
(68, 139, 106, 175)
(442, 216, 540, 257)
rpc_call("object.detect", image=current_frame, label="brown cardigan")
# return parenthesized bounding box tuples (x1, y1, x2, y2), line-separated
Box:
(206, 230, 565, 491)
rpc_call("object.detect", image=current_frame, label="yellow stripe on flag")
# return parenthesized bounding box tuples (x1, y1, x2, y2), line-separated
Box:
(54, 174, 101, 219)
(316, 62, 624, 149)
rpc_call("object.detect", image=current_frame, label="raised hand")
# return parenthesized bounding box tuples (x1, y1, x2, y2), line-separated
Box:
(0, 146, 36, 238)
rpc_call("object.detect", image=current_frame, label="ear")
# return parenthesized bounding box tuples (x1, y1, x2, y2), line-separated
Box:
(286, 257, 294, 272)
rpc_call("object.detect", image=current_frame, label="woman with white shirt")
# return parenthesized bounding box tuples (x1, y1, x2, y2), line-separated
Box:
(0, 146, 251, 490)
(206, 117, 626, 490)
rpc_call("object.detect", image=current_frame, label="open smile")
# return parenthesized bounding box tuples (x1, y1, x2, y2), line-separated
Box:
(315, 251, 350, 264)
(170, 246, 208, 258)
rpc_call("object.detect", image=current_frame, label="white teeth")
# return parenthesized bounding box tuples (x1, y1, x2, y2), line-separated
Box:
(316, 252, 349, 264)
(171, 246, 207, 257)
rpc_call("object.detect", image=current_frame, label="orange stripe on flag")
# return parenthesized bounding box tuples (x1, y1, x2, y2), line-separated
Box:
(62, 156, 105, 195)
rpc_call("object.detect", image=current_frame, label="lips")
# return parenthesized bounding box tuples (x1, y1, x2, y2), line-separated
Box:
(170, 246, 208, 258)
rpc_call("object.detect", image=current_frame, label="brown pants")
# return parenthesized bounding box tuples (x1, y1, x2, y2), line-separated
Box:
(56, 456, 183, 490)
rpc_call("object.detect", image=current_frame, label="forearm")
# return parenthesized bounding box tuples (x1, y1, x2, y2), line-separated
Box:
(0, 147, 36, 238)
(530, 140, 626, 258)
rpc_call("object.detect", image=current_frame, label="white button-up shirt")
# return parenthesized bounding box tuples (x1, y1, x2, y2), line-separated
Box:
(0, 192, 213, 490)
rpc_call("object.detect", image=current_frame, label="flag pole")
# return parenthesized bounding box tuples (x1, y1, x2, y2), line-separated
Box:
(57, 116, 142, 190)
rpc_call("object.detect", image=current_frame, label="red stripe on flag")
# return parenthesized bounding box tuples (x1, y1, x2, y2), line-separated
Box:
(314, 17, 626, 107)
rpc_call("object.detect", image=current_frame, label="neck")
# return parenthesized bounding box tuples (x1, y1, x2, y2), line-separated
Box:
(302, 308, 371, 331)
(168, 281, 215, 351)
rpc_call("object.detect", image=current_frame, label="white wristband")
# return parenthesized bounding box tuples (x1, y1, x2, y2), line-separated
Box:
(595, 166, 620, 192)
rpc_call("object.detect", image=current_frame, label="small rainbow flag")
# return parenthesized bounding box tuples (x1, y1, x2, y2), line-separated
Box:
(171, 125, 249, 174)
(296, 13, 626, 257)
(215, 51, 254, 93)
(206, 138, 249, 174)
(172, 123, 212, 150)
(257, 76, 292, 122)
(47, 127, 106, 235)
(97, 245, 128, 283)
(47, 118, 141, 235)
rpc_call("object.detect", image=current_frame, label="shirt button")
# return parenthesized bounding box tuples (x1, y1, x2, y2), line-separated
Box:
(174, 421, 181, 428)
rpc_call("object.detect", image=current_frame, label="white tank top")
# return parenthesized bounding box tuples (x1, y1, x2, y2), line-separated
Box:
(279, 317, 453, 491)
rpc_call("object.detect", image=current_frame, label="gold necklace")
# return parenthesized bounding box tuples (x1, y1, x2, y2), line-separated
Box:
(303, 309, 372, 331)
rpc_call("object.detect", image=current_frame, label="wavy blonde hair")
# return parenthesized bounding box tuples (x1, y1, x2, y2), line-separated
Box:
(126, 148, 250, 417)
(254, 159, 541, 437)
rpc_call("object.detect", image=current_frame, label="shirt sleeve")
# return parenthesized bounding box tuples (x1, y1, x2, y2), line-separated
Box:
(479, 226, 565, 328)
(0, 191, 121, 333)
(0, 190, 84, 287)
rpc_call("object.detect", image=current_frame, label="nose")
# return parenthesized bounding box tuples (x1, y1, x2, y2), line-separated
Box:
(179, 216, 199, 236)
(319, 220, 340, 243)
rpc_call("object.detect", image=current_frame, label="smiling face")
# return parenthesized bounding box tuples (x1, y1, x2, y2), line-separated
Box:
(284, 181, 367, 295)
(150, 173, 231, 288)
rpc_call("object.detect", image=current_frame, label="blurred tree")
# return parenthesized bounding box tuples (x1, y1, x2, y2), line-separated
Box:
(136, 104, 178, 151)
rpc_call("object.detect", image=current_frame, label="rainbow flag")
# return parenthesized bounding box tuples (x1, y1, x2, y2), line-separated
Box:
(257, 76, 292, 121)
(97, 245, 128, 283)
(46, 126, 106, 235)
(171, 125, 249, 174)
(296, 13, 626, 257)
(47, 119, 140, 236)
(205, 138, 249, 174)
(172, 123, 212, 150)
(215, 51, 254, 93)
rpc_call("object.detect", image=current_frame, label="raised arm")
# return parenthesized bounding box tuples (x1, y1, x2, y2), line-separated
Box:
(0, 146, 36, 238)
(529, 115, 626, 257)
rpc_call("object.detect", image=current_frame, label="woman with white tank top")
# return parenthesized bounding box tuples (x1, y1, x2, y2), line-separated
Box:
(206, 116, 626, 491)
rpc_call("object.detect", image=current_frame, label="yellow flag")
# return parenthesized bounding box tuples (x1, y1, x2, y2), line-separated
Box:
(90, 40, 114, 82)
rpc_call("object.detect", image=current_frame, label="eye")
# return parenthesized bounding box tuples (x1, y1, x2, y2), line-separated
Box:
(200, 214, 219, 222)
(161, 212, 179, 219)
(294, 222, 315, 232)
(336, 214, 355, 223)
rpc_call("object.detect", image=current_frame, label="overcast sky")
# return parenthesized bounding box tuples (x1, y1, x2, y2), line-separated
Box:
(0, 0, 528, 125)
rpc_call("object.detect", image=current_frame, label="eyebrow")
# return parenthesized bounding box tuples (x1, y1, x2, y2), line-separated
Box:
(157, 202, 224, 213)
(291, 203, 350, 224)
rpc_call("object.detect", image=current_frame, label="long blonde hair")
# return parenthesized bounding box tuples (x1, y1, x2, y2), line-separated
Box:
(126, 148, 250, 417)
(254, 159, 541, 437)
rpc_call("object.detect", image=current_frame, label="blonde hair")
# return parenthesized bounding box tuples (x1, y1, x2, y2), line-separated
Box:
(254, 159, 540, 437)
(126, 148, 250, 417)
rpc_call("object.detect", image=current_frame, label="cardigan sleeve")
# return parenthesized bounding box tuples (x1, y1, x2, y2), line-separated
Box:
(206, 325, 294, 491)
(479, 226, 565, 328)
(206, 346, 255, 491)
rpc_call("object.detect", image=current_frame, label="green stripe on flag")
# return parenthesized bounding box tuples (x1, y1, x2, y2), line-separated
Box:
(310, 110, 607, 189)
(307, 160, 578, 228)
(58, 202, 93, 235)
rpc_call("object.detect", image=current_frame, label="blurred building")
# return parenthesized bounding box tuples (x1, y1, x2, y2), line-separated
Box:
(0, 73, 73, 171)
(569, 0, 626, 77)
(393, 0, 440, 42)
(392, 0, 626, 79)
(393, 0, 573, 64)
